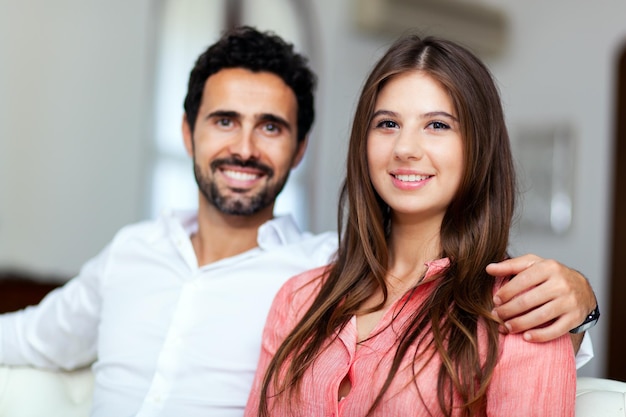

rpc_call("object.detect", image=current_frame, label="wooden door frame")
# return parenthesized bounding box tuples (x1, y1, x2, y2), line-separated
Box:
(608, 44, 626, 380)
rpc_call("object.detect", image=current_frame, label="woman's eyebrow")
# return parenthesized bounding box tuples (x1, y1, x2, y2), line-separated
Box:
(423, 111, 458, 122)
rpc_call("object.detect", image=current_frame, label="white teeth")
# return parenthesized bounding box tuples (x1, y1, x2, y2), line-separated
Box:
(223, 170, 259, 181)
(394, 174, 429, 182)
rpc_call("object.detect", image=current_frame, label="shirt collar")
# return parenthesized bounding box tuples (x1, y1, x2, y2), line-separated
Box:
(161, 209, 306, 250)
(422, 257, 450, 284)
(159, 209, 198, 238)
(256, 215, 307, 249)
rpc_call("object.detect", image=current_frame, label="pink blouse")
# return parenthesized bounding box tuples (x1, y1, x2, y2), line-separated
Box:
(245, 260, 576, 417)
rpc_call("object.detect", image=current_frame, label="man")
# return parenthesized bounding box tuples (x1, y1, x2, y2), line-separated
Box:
(0, 26, 597, 416)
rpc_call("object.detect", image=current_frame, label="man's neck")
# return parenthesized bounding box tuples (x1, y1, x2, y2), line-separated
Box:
(191, 202, 274, 266)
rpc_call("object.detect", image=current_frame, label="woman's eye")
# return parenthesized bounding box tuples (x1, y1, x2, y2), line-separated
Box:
(376, 120, 398, 129)
(429, 121, 450, 130)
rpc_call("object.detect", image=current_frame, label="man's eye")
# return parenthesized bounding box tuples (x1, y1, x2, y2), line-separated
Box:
(264, 123, 281, 133)
(217, 118, 232, 127)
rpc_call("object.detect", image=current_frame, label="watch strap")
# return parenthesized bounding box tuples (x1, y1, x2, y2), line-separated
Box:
(569, 304, 600, 334)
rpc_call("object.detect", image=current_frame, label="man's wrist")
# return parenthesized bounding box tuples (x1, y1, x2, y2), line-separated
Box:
(570, 304, 600, 334)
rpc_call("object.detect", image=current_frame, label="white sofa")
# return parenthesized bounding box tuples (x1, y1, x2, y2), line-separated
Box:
(0, 366, 93, 417)
(0, 366, 623, 416)
(576, 376, 626, 417)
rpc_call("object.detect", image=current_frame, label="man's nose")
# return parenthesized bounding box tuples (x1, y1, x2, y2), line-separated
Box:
(229, 127, 260, 160)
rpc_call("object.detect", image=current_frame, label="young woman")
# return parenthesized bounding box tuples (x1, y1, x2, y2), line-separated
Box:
(245, 34, 576, 417)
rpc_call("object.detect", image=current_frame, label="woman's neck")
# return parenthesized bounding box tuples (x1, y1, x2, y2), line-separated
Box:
(386, 217, 442, 287)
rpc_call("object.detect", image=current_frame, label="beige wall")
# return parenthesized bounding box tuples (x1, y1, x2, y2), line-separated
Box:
(0, 1, 156, 276)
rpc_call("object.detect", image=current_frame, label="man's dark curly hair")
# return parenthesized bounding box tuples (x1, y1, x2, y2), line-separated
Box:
(183, 26, 316, 143)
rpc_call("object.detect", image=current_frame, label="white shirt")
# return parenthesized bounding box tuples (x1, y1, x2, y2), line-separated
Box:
(0, 210, 593, 416)
(0, 210, 337, 417)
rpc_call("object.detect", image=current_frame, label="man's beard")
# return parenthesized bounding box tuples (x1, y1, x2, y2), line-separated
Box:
(194, 156, 290, 216)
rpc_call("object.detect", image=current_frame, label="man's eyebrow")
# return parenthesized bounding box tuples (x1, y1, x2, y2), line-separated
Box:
(206, 110, 240, 120)
(205, 111, 292, 131)
(258, 113, 293, 132)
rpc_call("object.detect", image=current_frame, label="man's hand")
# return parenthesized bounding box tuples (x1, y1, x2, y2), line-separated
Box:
(487, 254, 596, 344)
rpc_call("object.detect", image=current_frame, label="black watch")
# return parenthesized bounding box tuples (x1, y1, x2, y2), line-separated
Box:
(569, 305, 600, 334)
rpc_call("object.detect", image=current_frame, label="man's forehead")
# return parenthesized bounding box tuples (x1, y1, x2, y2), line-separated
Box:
(201, 68, 297, 120)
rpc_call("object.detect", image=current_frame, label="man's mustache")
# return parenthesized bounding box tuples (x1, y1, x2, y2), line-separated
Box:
(210, 157, 274, 177)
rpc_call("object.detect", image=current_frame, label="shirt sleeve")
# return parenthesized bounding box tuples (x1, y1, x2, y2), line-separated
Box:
(487, 331, 576, 416)
(0, 245, 109, 370)
(575, 332, 594, 369)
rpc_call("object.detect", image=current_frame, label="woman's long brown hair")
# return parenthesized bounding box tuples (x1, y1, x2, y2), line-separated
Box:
(258, 34, 516, 417)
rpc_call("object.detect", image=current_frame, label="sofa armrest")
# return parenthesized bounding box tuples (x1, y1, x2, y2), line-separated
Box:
(0, 365, 93, 417)
(576, 376, 626, 417)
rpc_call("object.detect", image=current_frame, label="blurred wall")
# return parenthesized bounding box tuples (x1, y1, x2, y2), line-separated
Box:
(481, 1, 626, 380)
(0, 1, 156, 277)
(0, 0, 624, 379)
